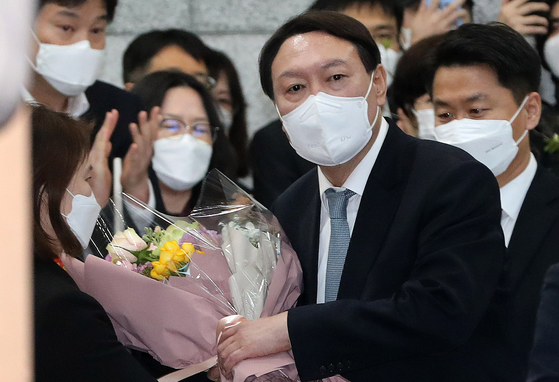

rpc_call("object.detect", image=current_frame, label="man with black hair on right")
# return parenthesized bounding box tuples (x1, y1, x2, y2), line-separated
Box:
(430, 22, 559, 382)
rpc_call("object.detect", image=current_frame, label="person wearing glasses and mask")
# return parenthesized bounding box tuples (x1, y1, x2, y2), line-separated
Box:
(124, 70, 223, 217)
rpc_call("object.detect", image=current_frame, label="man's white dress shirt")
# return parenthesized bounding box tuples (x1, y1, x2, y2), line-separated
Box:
(316, 118, 389, 303)
(500, 153, 537, 247)
(22, 87, 90, 119)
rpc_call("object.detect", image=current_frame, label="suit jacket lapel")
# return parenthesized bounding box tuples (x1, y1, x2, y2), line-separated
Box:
(338, 121, 411, 299)
(506, 167, 559, 290)
(297, 171, 321, 305)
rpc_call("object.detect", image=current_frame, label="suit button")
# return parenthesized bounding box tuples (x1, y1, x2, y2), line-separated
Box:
(319, 366, 327, 375)
(345, 360, 352, 369)
(328, 363, 335, 372)
(338, 362, 344, 371)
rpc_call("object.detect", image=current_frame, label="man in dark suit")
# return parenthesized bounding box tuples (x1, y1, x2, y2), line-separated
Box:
(26, 0, 143, 206)
(429, 23, 559, 382)
(215, 12, 505, 382)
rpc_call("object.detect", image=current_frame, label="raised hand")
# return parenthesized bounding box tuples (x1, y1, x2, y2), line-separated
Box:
(498, 0, 550, 36)
(410, 0, 469, 45)
(121, 107, 161, 203)
(89, 109, 118, 207)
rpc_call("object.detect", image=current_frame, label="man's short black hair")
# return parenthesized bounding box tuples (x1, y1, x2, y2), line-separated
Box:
(259, 11, 381, 100)
(309, 0, 404, 33)
(391, 33, 444, 118)
(397, 0, 473, 13)
(429, 22, 542, 105)
(38, 0, 118, 22)
(122, 29, 211, 84)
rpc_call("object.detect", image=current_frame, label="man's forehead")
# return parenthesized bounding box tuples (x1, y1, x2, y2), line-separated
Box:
(272, 32, 358, 70)
(41, 2, 108, 19)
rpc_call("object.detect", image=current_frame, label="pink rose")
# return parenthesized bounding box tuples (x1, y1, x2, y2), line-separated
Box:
(106, 228, 147, 263)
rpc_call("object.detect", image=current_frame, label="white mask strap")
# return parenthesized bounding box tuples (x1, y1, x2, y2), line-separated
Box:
(509, 96, 529, 124)
(367, 106, 381, 132)
(363, 71, 375, 102)
(515, 129, 529, 145)
(66, 189, 76, 198)
(275, 103, 285, 124)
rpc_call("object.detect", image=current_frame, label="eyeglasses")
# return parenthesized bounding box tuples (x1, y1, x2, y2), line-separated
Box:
(159, 118, 217, 141)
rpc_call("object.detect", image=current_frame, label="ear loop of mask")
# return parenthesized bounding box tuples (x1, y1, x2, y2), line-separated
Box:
(60, 189, 75, 219)
(510, 96, 530, 145)
(26, 28, 42, 69)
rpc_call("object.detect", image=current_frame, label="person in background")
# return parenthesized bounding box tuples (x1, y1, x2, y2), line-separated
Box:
(32, 104, 156, 382)
(28, 0, 143, 206)
(390, 33, 444, 138)
(309, 0, 403, 86)
(429, 22, 559, 381)
(528, 262, 559, 381)
(206, 49, 250, 181)
(538, 0, 559, 108)
(125, 70, 223, 216)
(397, 0, 471, 49)
(122, 29, 213, 90)
(217, 11, 505, 381)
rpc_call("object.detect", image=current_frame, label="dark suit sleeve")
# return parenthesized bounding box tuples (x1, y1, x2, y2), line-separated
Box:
(35, 288, 157, 382)
(528, 263, 559, 382)
(287, 160, 505, 380)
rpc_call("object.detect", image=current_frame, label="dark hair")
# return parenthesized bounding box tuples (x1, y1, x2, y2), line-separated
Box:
(259, 11, 381, 100)
(32, 104, 92, 260)
(397, 0, 473, 13)
(131, 70, 239, 181)
(122, 29, 211, 84)
(391, 34, 445, 119)
(309, 0, 404, 33)
(131, 70, 222, 133)
(536, 0, 559, 75)
(38, 0, 118, 22)
(429, 22, 542, 105)
(206, 49, 249, 177)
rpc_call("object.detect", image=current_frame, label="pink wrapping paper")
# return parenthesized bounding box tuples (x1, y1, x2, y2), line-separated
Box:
(63, 229, 307, 382)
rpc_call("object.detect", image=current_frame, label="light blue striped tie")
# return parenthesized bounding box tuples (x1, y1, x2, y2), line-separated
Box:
(325, 188, 355, 302)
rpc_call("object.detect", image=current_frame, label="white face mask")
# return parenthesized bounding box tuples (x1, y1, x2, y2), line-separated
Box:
(434, 96, 529, 176)
(277, 74, 380, 167)
(218, 105, 233, 135)
(62, 190, 101, 249)
(413, 108, 436, 140)
(377, 44, 401, 87)
(29, 34, 103, 96)
(545, 33, 559, 78)
(152, 134, 213, 191)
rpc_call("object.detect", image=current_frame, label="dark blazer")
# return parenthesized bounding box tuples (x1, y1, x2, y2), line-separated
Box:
(34, 258, 157, 382)
(272, 119, 506, 381)
(250, 119, 314, 208)
(460, 166, 559, 382)
(83, 80, 142, 160)
(527, 263, 559, 382)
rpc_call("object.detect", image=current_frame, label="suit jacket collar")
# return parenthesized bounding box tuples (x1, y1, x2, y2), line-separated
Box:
(506, 166, 559, 289)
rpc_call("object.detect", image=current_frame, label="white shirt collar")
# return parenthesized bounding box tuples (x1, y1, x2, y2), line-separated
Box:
(500, 153, 538, 221)
(318, 117, 389, 198)
(22, 87, 90, 119)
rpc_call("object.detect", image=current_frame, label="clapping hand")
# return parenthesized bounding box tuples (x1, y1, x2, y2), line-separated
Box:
(498, 0, 550, 36)
(121, 107, 161, 203)
(89, 109, 118, 207)
(410, 0, 469, 45)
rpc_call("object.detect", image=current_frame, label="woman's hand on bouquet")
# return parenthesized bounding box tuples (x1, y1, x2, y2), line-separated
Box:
(121, 107, 161, 203)
(216, 312, 291, 379)
(90, 109, 118, 207)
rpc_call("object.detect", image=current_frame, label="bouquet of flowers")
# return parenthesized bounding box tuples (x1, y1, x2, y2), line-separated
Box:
(63, 170, 304, 382)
